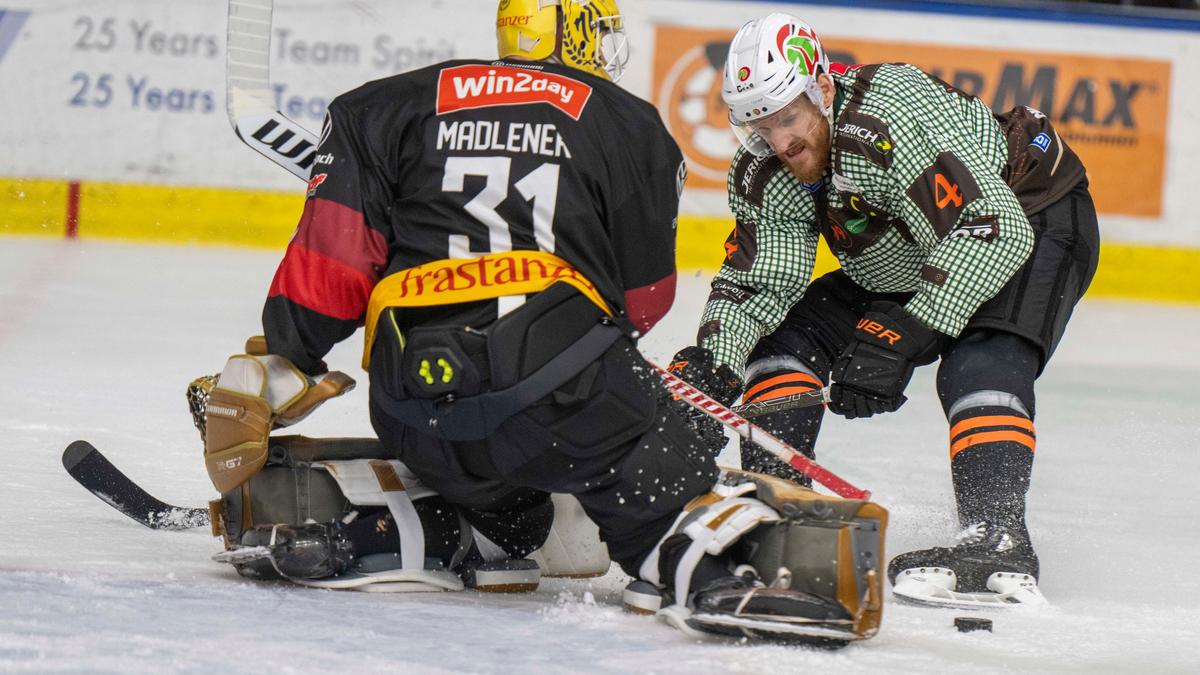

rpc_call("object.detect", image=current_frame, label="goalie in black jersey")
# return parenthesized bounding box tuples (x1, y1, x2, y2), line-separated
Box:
(196, 0, 888, 644)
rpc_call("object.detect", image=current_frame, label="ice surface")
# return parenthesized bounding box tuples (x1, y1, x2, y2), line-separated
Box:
(1, 238, 1198, 673)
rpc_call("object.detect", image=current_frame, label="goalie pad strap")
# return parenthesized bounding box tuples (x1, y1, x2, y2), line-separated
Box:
(638, 479, 760, 586)
(639, 479, 781, 607)
(315, 459, 431, 571)
(370, 461, 425, 571)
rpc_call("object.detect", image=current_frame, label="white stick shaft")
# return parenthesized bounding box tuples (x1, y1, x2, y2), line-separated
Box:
(226, 0, 320, 181)
(654, 365, 870, 500)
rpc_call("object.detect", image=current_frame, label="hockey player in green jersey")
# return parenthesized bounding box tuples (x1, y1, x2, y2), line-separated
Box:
(667, 12, 1099, 608)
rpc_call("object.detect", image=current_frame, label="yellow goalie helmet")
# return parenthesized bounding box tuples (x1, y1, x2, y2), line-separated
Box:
(496, 0, 629, 82)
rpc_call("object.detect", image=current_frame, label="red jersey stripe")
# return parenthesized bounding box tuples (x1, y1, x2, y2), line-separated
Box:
(625, 270, 676, 334)
(293, 198, 389, 281)
(268, 244, 375, 321)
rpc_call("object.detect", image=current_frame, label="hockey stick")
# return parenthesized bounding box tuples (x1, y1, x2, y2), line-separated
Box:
(227, 0, 319, 180)
(221, 2, 868, 501)
(731, 387, 829, 418)
(62, 441, 210, 530)
(654, 366, 869, 500)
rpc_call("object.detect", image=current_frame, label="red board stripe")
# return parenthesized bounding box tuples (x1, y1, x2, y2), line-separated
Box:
(65, 181, 80, 238)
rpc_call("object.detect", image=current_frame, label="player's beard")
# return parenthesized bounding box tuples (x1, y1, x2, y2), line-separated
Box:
(780, 119, 831, 183)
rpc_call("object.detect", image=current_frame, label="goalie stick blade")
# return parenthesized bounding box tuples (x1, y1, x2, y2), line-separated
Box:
(62, 440, 210, 531)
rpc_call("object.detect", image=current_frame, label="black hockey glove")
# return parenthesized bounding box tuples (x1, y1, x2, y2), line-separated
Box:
(828, 302, 946, 420)
(667, 346, 744, 455)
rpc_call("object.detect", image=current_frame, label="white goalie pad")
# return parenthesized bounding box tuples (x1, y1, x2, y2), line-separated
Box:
(527, 494, 610, 578)
(213, 540, 465, 594)
(314, 459, 437, 505)
(892, 567, 1047, 609)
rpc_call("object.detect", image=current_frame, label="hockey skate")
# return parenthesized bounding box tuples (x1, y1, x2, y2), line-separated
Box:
(888, 522, 1046, 609)
(624, 469, 887, 646)
(213, 522, 465, 593)
(687, 567, 861, 646)
(214, 522, 355, 581)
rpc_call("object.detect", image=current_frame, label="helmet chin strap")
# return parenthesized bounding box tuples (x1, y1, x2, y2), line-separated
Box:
(803, 74, 835, 138)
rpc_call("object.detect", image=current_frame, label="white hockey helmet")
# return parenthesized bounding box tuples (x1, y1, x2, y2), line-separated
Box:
(722, 13, 831, 156)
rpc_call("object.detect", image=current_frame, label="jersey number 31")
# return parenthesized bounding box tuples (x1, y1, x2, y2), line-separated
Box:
(442, 156, 560, 258)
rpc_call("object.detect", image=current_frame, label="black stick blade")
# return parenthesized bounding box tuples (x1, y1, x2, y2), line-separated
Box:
(62, 440, 210, 531)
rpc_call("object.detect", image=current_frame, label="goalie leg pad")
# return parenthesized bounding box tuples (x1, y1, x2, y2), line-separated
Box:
(729, 468, 888, 640)
(626, 468, 888, 643)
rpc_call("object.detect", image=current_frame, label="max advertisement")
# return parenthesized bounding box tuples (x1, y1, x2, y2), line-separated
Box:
(653, 25, 1170, 218)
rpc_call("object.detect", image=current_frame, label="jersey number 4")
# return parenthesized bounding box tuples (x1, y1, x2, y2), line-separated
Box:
(442, 156, 560, 258)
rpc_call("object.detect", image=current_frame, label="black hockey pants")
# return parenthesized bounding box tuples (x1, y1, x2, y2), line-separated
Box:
(368, 284, 719, 574)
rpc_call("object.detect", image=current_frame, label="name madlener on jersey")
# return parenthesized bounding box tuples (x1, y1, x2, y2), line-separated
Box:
(436, 120, 573, 159)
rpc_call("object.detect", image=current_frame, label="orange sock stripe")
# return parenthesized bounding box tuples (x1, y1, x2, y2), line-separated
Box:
(743, 372, 823, 403)
(745, 385, 823, 404)
(950, 430, 1037, 460)
(949, 415, 1034, 440)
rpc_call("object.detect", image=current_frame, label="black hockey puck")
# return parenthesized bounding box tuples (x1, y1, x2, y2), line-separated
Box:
(954, 617, 992, 633)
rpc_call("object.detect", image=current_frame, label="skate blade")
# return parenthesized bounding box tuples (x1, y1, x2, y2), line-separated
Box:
(293, 568, 465, 593)
(212, 546, 272, 565)
(690, 612, 859, 642)
(893, 567, 1047, 609)
(657, 605, 856, 645)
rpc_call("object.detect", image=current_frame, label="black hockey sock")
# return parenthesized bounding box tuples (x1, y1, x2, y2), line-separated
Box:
(740, 371, 825, 485)
(949, 405, 1036, 531)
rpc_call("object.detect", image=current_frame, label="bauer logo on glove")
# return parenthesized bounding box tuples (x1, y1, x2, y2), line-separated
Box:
(828, 302, 946, 419)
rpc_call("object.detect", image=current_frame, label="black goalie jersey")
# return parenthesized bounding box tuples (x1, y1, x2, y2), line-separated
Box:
(263, 59, 686, 374)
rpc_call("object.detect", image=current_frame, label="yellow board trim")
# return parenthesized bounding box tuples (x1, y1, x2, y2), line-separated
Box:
(2, 177, 1198, 304)
(680, 217, 1200, 305)
(1, 179, 71, 237)
(0, 177, 301, 248)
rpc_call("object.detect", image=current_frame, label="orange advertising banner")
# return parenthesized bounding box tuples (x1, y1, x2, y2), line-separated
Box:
(653, 25, 1171, 217)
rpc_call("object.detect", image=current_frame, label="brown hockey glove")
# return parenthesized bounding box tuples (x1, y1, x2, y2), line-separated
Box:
(828, 302, 946, 420)
(203, 347, 355, 493)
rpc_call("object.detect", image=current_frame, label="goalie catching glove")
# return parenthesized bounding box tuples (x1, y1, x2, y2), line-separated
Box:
(203, 337, 355, 493)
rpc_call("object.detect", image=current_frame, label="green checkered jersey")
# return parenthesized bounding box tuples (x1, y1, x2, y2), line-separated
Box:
(699, 62, 1084, 376)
